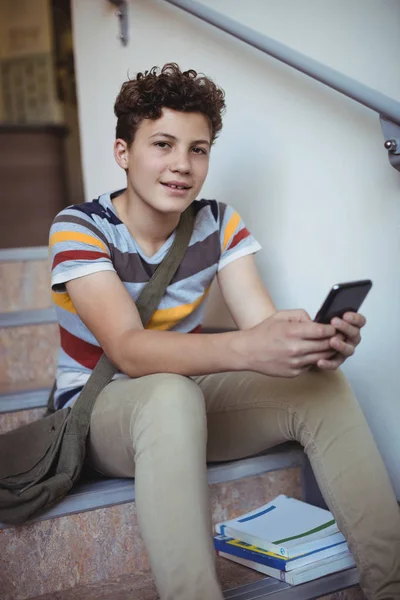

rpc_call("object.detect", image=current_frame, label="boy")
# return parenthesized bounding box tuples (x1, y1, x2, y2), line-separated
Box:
(50, 63, 400, 600)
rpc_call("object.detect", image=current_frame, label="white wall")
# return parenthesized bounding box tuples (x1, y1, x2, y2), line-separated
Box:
(72, 0, 400, 496)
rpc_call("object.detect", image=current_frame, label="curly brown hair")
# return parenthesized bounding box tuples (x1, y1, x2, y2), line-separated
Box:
(114, 63, 226, 146)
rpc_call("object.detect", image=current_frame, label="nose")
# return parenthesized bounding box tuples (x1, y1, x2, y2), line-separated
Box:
(169, 149, 191, 174)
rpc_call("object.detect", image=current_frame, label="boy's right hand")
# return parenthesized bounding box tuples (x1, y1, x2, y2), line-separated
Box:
(239, 310, 337, 378)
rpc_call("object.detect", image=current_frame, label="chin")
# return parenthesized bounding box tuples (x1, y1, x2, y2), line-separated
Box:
(152, 196, 195, 215)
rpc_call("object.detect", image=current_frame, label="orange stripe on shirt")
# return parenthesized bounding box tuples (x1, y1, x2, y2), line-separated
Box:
(49, 231, 108, 254)
(223, 211, 241, 251)
(147, 288, 210, 331)
(52, 290, 77, 314)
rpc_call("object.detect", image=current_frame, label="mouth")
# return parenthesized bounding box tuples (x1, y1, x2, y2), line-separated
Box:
(160, 182, 192, 191)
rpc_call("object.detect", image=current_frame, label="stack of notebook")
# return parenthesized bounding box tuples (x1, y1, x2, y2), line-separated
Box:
(214, 494, 355, 585)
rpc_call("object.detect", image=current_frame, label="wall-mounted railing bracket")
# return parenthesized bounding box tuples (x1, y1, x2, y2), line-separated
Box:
(107, 0, 129, 46)
(380, 116, 400, 172)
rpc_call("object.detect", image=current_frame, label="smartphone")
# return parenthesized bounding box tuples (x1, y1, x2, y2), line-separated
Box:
(314, 279, 373, 324)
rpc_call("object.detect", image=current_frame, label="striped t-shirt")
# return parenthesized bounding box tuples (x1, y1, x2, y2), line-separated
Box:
(49, 190, 261, 409)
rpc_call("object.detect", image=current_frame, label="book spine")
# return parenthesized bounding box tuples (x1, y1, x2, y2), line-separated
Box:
(224, 526, 345, 559)
(214, 536, 349, 573)
(214, 537, 287, 571)
(217, 551, 356, 585)
(224, 526, 290, 558)
(284, 554, 356, 585)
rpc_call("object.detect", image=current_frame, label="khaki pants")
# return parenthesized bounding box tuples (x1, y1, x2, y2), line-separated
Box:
(86, 369, 400, 600)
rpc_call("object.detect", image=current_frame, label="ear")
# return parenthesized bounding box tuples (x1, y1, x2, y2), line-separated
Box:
(114, 138, 130, 170)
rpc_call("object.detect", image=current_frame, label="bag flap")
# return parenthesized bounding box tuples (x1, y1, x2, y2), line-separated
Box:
(0, 409, 70, 484)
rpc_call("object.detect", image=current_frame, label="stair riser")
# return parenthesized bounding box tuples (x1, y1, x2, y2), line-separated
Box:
(0, 468, 301, 600)
(0, 324, 58, 394)
(0, 261, 51, 313)
(26, 569, 364, 600)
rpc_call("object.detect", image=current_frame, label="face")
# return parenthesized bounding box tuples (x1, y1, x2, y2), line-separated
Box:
(114, 108, 211, 215)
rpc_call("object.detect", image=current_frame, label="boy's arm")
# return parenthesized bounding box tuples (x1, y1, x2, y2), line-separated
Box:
(66, 270, 336, 379)
(217, 254, 277, 330)
(65, 271, 243, 378)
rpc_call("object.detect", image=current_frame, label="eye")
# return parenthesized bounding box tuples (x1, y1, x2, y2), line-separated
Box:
(154, 141, 171, 149)
(191, 147, 208, 155)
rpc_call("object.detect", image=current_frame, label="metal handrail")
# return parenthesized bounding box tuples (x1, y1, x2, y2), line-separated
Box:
(164, 0, 400, 171)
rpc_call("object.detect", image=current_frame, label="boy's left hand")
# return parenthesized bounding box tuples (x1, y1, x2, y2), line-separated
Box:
(316, 312, 366, 370)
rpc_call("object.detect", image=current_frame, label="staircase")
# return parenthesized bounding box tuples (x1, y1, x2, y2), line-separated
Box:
(0, 248, 363, 600)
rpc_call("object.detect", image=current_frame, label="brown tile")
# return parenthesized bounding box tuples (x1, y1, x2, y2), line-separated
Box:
(29, 573, 159, 600)
(1, 469, 302, 600)
(0, 260, 51, 312)
(0, 323, 59, 390)
(26, 558, 264, 600)
(18, 561, 365, 600)
(217, 555, 265, 589)
(0, 407, 47, 434)
(0, 502, 150, 600)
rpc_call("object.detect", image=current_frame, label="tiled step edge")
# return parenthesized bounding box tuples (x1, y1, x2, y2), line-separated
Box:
(0, 446, 306, 529)
(0, 308, 56, 328)
(0, 387, 51, 413)
(0, 246, 48, 262)
(222, 568, 359, 599)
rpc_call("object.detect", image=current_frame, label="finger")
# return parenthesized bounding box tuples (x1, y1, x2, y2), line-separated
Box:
(317, 355, 345, 370)
(297, 350, 338, 367)
(296, 338, 334, 356)
(330, 337, 355, 357)
(332, 333, 346, 343)
(342, 312, 366, 328)
(295, 321, 336, 340)
(331, 318, 361, 344)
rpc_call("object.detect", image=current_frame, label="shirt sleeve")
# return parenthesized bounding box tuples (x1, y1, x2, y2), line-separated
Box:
(49, 206, 115, 293)
(218, 203, 262, 271)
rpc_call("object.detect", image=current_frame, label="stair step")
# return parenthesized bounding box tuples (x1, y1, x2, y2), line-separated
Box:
(26, 560, 361, 600)
(1, 457, 304, 600)
(0, 251, 51, 314)
(0, 323, 58, 393)
(0, 247, 49, 261)
(0, 447, 305, 529)
(0, 406, 47, 434)
(0, 387, 51, 413)
(0, 308, 56, 328)
(0, 386, 52, 435)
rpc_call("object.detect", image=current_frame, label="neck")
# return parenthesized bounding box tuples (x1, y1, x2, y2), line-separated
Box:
(113, 187, 180, 255)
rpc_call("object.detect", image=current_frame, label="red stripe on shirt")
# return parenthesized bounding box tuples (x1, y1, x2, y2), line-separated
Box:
(189, 325, 202, 334)
(59, 325, 103, 370)
(52, 250, 110, 269)
(227, 227, 250, 251)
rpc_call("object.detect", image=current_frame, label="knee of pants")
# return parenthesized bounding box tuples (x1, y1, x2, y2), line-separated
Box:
(130, 373, 208, 455)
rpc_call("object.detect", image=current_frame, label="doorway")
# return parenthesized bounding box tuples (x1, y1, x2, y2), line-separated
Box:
(0, 0, 84, 248)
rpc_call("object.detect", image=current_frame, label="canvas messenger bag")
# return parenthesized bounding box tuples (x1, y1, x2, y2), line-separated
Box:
(0, 205, 195, 525)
